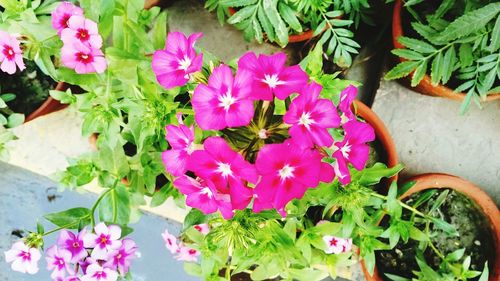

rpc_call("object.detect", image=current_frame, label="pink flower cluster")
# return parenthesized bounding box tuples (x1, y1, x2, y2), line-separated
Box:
(155, 32, 375, 219)
(161, 224, 208, 262)
(4, 223, 137, 281)
(0, 30, 25, 74)
(52, 2, 106, 74)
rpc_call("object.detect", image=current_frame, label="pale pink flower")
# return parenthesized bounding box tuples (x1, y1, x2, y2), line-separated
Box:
(284, 82, 340, 148)
(174, 244, 199, 262)
(162, 124, 196, 176)
(332, 120, 375, 185)
(45, 245, 74, 280)
(83, 223, 122, 260)
(161, 229, 179, 254)
(61, 16, 103, 49)
(65, 276, 82, 281)
(51, 2, 84, 34)
(80, 263, 118, 281)
(152, 32, 203, 89)
(338, 85, 357, 124)
(4, 241, 41, 274)
(323, 236, 353, 254)
(57, 229, 88, 263)
(192, 64, 254, 130)
(0, 31, 25, 74)
(61, 40, 107, 74)
(193, 224, 210, 235)
(238, 52, 308, 100)
(104, 238, 137, 276)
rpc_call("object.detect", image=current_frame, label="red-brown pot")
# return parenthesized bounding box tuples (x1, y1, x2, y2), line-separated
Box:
(25, 82, 70, 122)
(354, 100, 398, 185)
(392, 0, 500, 101)
(361, 173, 500, 281)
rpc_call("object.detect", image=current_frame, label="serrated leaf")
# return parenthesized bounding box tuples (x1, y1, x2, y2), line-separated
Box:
(398, 36, 436, 53)
(385, 61, 420, 80)
(391, 49, 424, 60)
(314, 20, 327, 37)
(263, 0, 288, 46)
(411, 60, 428, 87)
(488, 16, 500, 52)
(227, 5, 255, 24)
(278, 2, 301, 32)
(459, 43, 473, 68)
(219, 0, 257, 7)
(441, 46, 456, 84)
(257, 6, 275, 42)
(430, 52, 444, 85)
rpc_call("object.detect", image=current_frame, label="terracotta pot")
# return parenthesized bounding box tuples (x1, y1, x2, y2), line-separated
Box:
(361, 173, 500, 281)
(25, 82, 70, 122)
(392, 0, 500, 101)
(228, 7, 318, 43)
(353, 100, 398, 185)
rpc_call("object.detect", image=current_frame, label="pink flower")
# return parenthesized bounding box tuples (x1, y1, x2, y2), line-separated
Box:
(162, 124, 196, 176)
(173, 175, 233, 219)
(61, 40, 107, 74)
(174, 244, 199, 262)
(338, 85, 357, 125)
(192, 64, 254, 130)
(237, 52, 308, 100)
(104, 239, 137, 276)
(57, 229, 88, 263)
(253, 141, 333, 215)
(65, 276, 82, 281)
(152, 32, 203, 89)
(51, 2, 84, 34)
(332, 120, 375, 185)
(284, 82, 340, 148)
(80, 263, 118, 281)
(323, 236, 352, 254)
(0, 31, 25, 74)
(45, 245, 74, 279)
(4, 241, 41, 274)
(161, 229, 179, 254)
(61, 16, 103, 49)
(193, 224, 210, 235)
(83, 223, 122, 260)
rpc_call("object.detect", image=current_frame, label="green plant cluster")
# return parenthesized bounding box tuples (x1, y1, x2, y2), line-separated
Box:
(385, 0, 500, 112)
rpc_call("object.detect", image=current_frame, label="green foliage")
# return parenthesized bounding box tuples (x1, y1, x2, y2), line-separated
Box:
(385, 1, 500, 112)
(44, 208, 92, 229)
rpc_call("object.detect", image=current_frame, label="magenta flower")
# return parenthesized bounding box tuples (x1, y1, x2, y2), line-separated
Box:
(61, 16, 103, 49)
(162, 123, 196, 176)
(175, 244, 199, 262)
(338, 85, 357, 125)
(3, 241, 41, 274)
(192, 64, 254, 130)
(284, 82, 340, 148)
(65, 276, 82, 281)
(332, 120, 375, 185)
(80, 263, 118, 281)
(0, 31, 25, 75)
(61, 41, 107, 74)
(173, 175, 233, 219)
(51, 2, 84, 34)
(104, 239, 137, 276)
(253, 141, 331, 215)
(45, 245, 74, 279)
(193, 224, 210, 235)
(237, 52, 308, 100)
(161, 229, 179, 254)
(322, 236, 352, 254)
(57, 229, 88, 263)
(152, 32, 203, 89)
(83, 223, 122, 260)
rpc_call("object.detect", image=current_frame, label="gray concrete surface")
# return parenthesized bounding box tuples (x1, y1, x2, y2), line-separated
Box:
(372, 79, 500, 205)
(0, 161, 197, 281)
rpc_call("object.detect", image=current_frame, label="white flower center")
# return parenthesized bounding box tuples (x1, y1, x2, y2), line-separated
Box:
(185, 142, 196, 154)
(258, 129, 268, 139)
(340, 113, 350, 124)
(178, 55, 192, 71)
(218, 90, 236, 111)
(298, 112, 314, 128)
(217, 162, 232, 177)
(7, 49, 13, 56)
(278, 164, 295, 180)
(340, 141, 351, 158)
(262, 74, 285, 88)
(200, 187, 213, 197)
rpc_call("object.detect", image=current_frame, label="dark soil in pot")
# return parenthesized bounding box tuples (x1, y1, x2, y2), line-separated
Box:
(0, 60, 54, 116)
(375, 188, 496, 280)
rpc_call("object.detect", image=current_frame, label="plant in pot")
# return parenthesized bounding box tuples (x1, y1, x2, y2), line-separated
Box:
(204, 0, 374, 68)
(385, 0, 500, 113)
(362, 173, 498, 281)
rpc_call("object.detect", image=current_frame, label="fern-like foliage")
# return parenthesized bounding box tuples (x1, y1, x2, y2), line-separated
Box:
(385, 0, 500, 112)
(205, 0, 373, 68)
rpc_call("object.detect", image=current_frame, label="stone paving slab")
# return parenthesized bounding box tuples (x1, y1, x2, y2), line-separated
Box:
(372, 79, 500, 205)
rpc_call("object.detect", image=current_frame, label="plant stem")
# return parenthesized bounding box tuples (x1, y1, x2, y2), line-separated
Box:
(90, 186, 115, 228)
(369, 192, 427, 218)
(42, 222, 81, 237)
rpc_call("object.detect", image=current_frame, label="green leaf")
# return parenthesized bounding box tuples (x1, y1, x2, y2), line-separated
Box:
(44, 207, 91, 229)
(385, 61, 420, 80)
(488, 16, 500, 52)
(391, 49, 424, 60)
(429, 189, 448, 213)
(227, 5, 255, 24)
(384, 273, 411, 281)
(430, 51, 444, 85)
(152, 12, 168, 50)
(458, 43, 473, 68)
(445, 248, 465, 262)
(409, 225, 428, 241)
(262, 0, 288, 46)
(219, 0, 257, 7)
(7, 113, 24, 128)
(441, 46, 456, 84)
(49, 89, 75, 104)
(398, 36, 436, 53)
(430, 217, 458, 236)
(183, 208, 207, 230)
(97, 142, 129, 178)
(98, 185, 131, 225)
(150, 183, 172, 207)
(257, 6, 275, 42)
(358, 163, 404, 186)
(184, 263, 202, 277)
(0, 98, 6, 109)
(278, 2, 302, 32)
(411, 60, 428, 87)
(478, 262, 489, 281)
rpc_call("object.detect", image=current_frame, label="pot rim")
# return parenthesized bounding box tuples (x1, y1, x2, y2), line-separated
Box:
(25, 82, 69, 122)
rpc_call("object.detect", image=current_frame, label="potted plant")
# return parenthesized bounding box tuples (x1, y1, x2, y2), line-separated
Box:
(385, 0, 500, 113)
(362, 173, 498, 281)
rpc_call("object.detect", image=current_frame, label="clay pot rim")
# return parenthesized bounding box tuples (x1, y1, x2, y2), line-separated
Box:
(25, 82, 69, 123)
(353, 100, 399, 184)
(392, 0, 500, 102)
(361, 173, 500, 281)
